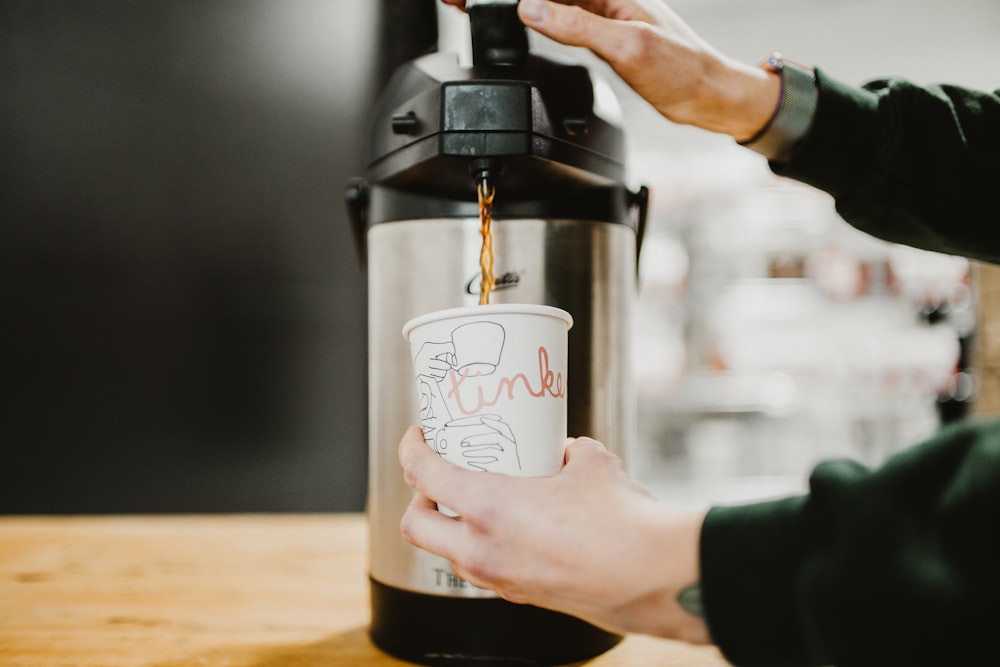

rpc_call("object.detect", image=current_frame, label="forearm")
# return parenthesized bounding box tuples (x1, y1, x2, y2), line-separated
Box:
(772, 70, 1000, 263)
(622, 507, 710, 643)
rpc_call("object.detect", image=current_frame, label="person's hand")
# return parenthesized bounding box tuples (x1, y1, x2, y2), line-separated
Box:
(442, 0, 779, 142)
(398, 424, 711, 643)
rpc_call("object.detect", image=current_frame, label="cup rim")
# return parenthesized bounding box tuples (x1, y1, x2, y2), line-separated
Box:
(402, 303, 574, 340)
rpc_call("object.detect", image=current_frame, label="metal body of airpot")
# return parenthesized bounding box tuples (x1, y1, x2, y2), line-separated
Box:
(346, 2, 648, 663)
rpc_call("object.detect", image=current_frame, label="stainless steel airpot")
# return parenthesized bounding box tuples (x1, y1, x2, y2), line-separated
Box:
(346, 1, 647, 663)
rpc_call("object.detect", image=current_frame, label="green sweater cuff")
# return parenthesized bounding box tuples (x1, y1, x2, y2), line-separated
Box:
(770, 68, 881, 203)
(770, 69, 1000, 263)
(700, 496, 821, 667)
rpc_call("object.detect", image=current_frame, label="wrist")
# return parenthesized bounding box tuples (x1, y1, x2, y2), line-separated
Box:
(691, 56, 781, 143)
(740, 53, 819, 161)
(639, 508, 711, 643)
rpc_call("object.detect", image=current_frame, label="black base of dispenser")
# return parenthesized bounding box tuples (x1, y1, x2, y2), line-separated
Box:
(369, 578, 622, 666)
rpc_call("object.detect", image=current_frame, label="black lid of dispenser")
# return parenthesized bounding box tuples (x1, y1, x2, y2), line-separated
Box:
(364, 1, 626, 202)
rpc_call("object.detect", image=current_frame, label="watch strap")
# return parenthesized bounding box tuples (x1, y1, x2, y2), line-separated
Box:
(740, 53, 818, 162)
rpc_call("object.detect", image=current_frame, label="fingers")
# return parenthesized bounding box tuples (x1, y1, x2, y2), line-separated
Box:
(397, 428, 470, 560)
(518, 0, 652, 68)
(552, 0, 660, 24)
(399, 491, 466, 561)
(399, 425, 498, 517)
(398, 426, 509, 592)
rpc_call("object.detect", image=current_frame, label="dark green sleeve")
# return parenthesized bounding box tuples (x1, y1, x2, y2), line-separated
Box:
(699, 417, 1000, 666)
(772, 69, 1000, 264)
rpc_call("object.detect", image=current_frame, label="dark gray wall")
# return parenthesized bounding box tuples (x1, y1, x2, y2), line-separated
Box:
(0, 0, 398, 512)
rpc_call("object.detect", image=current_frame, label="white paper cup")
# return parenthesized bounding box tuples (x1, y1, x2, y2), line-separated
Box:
(403, 304, 573, 483)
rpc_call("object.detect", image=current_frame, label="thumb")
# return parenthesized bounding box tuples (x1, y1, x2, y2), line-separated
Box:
(562, 436, 611, 466)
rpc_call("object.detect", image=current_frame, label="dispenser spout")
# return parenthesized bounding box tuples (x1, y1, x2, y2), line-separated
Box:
(469, 158, 504, 193)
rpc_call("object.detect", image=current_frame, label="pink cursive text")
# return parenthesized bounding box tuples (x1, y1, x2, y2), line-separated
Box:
(446, 346, 566, 416)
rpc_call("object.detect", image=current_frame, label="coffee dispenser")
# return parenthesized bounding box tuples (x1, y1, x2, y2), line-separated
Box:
(346, 1, 647, 664)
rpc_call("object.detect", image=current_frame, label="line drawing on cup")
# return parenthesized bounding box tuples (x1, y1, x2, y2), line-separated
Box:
(412, 321, 522, 474)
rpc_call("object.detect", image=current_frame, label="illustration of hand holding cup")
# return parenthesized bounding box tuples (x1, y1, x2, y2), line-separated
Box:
(411, 322, 522, 474)
(412, 341, 457, 432)
(437, 415, 521, 474)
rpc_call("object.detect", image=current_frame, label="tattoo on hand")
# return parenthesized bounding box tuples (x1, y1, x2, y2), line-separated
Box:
(677, 581, 704, 618)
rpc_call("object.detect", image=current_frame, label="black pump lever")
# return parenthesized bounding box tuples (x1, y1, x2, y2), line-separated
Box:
(468, 0, 529, 67)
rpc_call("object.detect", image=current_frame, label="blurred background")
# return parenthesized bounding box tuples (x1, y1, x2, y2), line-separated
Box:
(3, 0, 998, 513)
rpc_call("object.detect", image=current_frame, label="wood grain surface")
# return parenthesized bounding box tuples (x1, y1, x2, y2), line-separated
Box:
(0, 514, 730, 666)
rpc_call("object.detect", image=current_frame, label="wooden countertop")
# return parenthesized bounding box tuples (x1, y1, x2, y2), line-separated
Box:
(0, 514, 730, 666)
